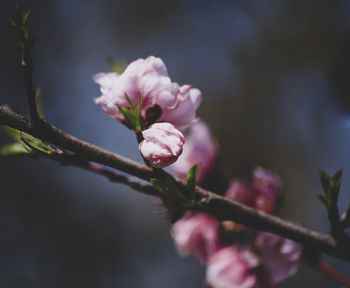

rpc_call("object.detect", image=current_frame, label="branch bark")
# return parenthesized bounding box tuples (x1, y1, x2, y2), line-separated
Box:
(0, 105, 350, 261)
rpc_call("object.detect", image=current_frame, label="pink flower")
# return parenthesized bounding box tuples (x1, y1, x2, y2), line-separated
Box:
(94, 56, 202, 131)
(172, 212, 220, 263)
(206, 246, 259, 288)
(139, 122, 185, 168)
(254, 232, 302, 285)
(252, 168, 281, 214)
(225, 168, 281, 214)
(224, 181, 257, 231)
(167, 121, 218, 183)
(225, 180, 255, 207)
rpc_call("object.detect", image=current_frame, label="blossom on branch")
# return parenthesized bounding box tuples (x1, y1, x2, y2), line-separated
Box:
(172, 212, 220, 263)
(225, 167, 281, 215)
(254, 232, 302, 286)
(167, 121, 218, 183)
(252, 167, 281, 214)
(93, 56, 202, 131)
(206, 246, 259, 288)
(138, 122, 185, 168)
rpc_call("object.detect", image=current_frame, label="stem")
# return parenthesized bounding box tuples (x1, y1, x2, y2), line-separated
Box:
(51, 152, 157, 196)
(22, 63, 40, 123)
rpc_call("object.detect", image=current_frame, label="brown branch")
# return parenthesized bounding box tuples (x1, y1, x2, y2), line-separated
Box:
(0, 105, 350, 261)
(21, 62, 40, 123)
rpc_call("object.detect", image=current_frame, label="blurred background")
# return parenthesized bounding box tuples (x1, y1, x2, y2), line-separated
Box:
(1, 0, 350, 287)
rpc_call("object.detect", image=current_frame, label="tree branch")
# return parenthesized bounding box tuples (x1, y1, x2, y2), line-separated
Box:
(0, 105, 350, 261)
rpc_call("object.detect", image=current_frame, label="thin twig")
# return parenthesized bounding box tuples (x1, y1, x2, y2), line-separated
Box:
(22, 63, 40, 123)
(318, 260, 350, 287)
(50, 152, 158, 196)
(1, 105, 350, 261)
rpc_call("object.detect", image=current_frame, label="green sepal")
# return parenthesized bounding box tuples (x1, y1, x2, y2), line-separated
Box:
(118, 105, 138, 130)
(137, 93, 143, 130)
(117, 93, 143, 132)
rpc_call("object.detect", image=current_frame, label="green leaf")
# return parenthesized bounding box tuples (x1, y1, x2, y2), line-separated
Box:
(164, 177, 188, 202)
(316, 194, 330, 210)
(20, 133, 52, 155)
(1, 126, 53, 156)
(23, 10, 31, 25)
(317, 169, 343, 215)
(331, 170, 342, 203)
(187, 163, 201, 201)
(150, 175, 196, 207)
(2, 126, 22, 142)
(35, 88, 44, 119)
(0, 143, 30, 156)
(10, 5, 31, 42)
(150, 178, 165, 194)
(318, 170, 331, 198)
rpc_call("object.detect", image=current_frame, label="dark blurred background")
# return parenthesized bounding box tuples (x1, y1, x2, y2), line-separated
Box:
(1, 0, 350, 287)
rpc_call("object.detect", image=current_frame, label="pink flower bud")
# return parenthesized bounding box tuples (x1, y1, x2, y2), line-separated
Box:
(138, 122, 185, 168)
(206, 246, 259, 288)
(172, 212, 220, 263)
(93, 56, 202, 131)
(167, 121, 218, 182)
(254, 232, 302, 285)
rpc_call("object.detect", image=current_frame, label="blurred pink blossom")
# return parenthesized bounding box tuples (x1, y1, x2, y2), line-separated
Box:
(254, 232, 302, 285)
(93, 56, 202, 131)
(172, 212, 220, 263)
(167, 121, 218, 183)
(225, 180, 255, 207)
(139, 122, 185, 168)
(206, 246, 259, 288)
(225, 168, 281, 214)
(252, 167, 281, 214)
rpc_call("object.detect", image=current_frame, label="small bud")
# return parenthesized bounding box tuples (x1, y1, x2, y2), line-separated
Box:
(139, 122, 185, 168)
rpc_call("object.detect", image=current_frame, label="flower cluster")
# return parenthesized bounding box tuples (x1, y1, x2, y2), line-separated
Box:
(94, 56, 203, 167)
(170, 131, 302, 287)
(94, 56, 302, 287)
